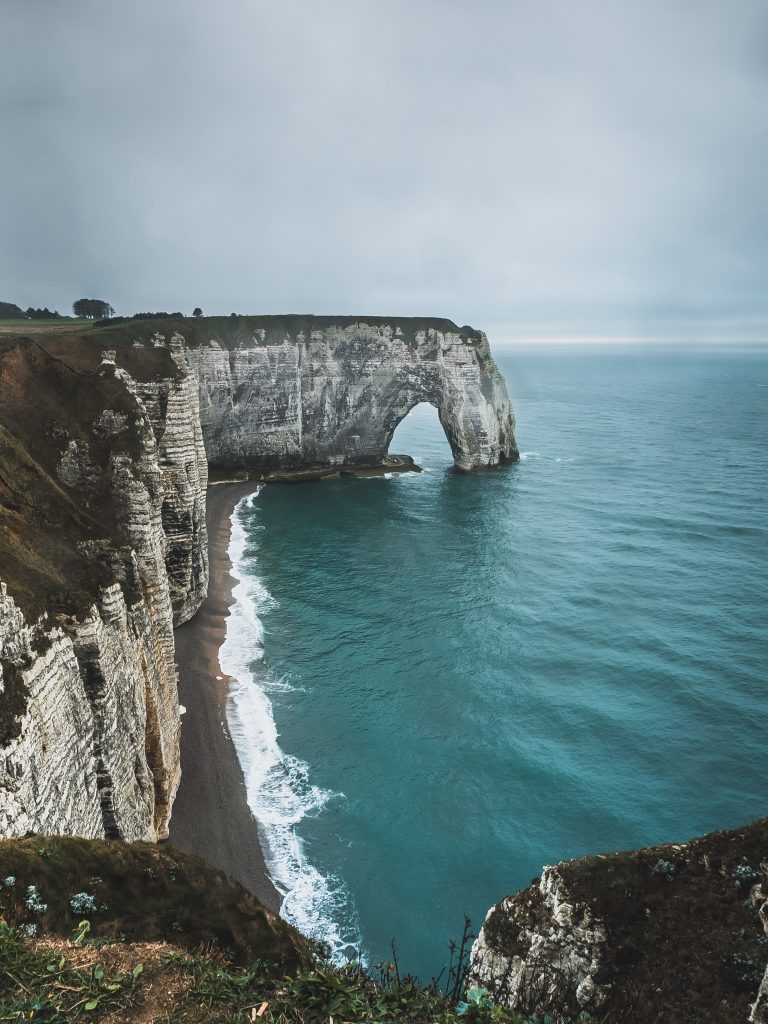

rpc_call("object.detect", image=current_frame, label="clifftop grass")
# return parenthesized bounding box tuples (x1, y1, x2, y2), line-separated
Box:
(0, 313, 483, 358)
(0, 837, 308, 968)
(0, 836, 591, 1024)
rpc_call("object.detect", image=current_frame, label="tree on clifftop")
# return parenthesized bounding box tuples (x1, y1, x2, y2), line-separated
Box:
(0, 301, 25, 319)
(72, 298, 115, 319)
(193, 307, 203, 317)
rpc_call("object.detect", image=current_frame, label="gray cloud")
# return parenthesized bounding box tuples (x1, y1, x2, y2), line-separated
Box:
(2, 0, 767, 341)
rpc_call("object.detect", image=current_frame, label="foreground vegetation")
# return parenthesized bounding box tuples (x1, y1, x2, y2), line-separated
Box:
(0, 922, 595, 1024)
(0, 837, 594, 1023)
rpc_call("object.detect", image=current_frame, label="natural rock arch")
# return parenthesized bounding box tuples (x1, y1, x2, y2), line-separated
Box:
(386, 400, 453, 457)
(368, 369, 511, 472)
(187, 316, 519, 473)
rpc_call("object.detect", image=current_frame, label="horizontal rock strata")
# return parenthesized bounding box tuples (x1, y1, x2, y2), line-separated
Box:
(0, 338, 208, 841)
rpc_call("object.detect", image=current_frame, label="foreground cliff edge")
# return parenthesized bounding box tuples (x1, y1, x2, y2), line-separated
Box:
(1, 827, 767, 1023)
(468, 817, 768, 1023)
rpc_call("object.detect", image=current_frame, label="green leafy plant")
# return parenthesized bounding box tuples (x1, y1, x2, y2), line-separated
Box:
(457, 985, 495, 1015)
(0, 923, 145, 1020)
(70, 920, 91, 944)
(0, 904, 597, 1024)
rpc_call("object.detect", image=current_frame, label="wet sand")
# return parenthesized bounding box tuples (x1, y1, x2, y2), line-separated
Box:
(168, 482, 280, 913)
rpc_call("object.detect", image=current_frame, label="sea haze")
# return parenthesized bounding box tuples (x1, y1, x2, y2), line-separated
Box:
(223, 347, 768, 979)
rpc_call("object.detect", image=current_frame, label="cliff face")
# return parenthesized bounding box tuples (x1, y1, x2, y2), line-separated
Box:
(178, 316, 518, 473)
(468, 819, 768, 1024)
(0, 315, 516, 845)
(0, 338, 208, 842)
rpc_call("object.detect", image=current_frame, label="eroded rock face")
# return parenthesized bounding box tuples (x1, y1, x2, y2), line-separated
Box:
(0, 587, 103, 838)
(132, 335, 209, 624)
(0, 340, 207, 841)
(469, 819, 768, 1024)
(183, 318, 518, 472)
(469, 864, 607, 1016)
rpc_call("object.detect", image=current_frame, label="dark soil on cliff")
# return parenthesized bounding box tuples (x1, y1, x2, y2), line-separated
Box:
(555, 818, 768, 1023)
(0, 835, 308, 969)
(0, 338, 140, 623)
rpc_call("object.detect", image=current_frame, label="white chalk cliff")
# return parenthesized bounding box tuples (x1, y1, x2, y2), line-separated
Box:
(186, 317, 517, 473)
(0, 316, 517, 842)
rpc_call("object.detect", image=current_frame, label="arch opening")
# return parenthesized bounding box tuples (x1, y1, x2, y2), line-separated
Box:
(387, 401, 454, 467)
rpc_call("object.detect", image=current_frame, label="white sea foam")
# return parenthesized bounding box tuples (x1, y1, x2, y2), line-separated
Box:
(520, 451, 542, 460)
(221, 491, 363, 962)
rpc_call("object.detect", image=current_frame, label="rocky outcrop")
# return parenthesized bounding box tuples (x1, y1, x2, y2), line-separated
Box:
(469, 863, 607, 1014)
(469, 819, 768, 1024)
(181, 316, 518, 473)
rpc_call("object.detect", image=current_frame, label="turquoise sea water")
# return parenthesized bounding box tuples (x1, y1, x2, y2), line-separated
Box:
(223, 347, 768, 979)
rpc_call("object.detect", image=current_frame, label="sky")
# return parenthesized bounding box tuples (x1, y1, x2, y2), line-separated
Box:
(1, 0, 767, 343)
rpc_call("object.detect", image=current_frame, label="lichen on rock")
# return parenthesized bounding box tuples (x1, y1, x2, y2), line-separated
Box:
(469, 818, 768, 1024)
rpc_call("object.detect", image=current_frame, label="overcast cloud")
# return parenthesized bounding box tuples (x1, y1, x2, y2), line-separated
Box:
(1, 0, 767, 342)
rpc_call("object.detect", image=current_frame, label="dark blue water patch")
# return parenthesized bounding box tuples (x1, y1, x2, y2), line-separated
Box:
(230, 347, 768, 979)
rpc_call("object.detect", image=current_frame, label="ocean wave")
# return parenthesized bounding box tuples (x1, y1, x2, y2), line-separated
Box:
(221, 491, 363, 962)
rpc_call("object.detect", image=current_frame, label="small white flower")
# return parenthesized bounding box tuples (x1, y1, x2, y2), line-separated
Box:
(25, 885, 48, 915)
(70, 892, 98, 914)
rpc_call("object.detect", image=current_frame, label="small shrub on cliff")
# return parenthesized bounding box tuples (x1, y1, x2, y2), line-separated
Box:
(25, 884, 48, 915)
(651, 858, 676, 881)
(70, 892, 98, 915)
(731, 863, 760, 888)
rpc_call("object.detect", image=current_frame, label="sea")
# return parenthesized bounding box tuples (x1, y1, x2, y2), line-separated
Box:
(220, 345, 768, 981)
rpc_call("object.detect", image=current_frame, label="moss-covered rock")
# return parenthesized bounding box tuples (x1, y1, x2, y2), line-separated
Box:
(0, 836, 310, 969)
